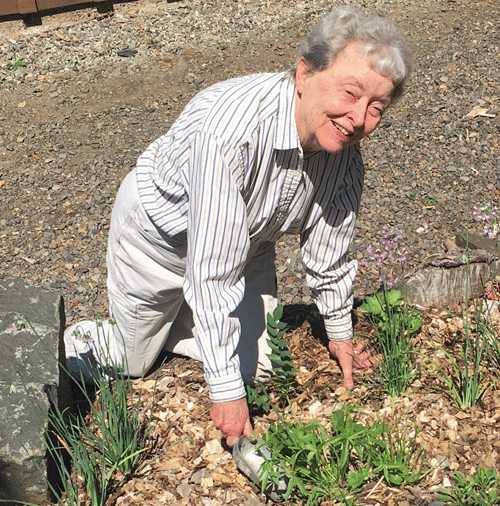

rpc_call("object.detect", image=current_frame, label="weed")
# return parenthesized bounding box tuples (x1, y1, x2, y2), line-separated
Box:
(424, 196, 437, 206)
(6, 58, 26, 70)
(437, 467, 500, 506)
(217, 42, 228, 50)
(259, 406, 427, 505)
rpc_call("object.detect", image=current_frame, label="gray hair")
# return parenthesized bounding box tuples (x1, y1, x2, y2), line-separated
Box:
(293, 6, 413, 103)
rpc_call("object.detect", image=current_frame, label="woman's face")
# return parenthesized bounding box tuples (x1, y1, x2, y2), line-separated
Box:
(294, 42, 395, 153)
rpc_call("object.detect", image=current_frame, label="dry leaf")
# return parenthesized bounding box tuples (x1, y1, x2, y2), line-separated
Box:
(466, 105, 496, 118)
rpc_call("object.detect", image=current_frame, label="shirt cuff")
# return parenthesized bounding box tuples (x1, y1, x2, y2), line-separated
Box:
(205, 370, 246, 403)
(323, 313, 353, 342)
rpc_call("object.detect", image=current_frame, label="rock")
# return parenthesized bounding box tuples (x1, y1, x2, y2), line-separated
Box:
(0, 278, 71, 505)
(404, 249, 494, 308)
(455, 232, 499, 255)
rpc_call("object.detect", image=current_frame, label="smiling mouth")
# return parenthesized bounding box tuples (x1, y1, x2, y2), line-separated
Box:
(332, 121, 352, 137)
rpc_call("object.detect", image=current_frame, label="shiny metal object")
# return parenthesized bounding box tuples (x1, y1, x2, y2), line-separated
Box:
(232, 435, 288, 502)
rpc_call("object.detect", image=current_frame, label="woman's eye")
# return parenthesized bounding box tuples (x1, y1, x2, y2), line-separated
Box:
(370, 104, 385, 116)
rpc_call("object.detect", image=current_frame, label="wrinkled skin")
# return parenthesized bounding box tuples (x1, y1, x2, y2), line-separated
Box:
(210, 397, 252, 446)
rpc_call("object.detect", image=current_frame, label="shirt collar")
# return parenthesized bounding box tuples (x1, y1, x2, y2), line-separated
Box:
(275, 73, 302, 152)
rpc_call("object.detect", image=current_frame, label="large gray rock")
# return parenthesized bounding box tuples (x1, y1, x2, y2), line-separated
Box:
(0, 278, 71, 504)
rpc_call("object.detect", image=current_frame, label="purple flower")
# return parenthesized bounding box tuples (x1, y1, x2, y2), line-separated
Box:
(388, 248, 408, 264)
(382, 225, 403, 246)
(12, 319, 30, 332)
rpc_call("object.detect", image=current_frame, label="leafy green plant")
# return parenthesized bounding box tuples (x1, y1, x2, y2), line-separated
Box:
(424, 196, 437, 206)
(217, 41, 228, 50)
(258, 406, 428, 505)
(246, 305, 300, 412)
(6, 58, 26, 70)
(361, 288, 422, 397)
(437, 467, 500, 506)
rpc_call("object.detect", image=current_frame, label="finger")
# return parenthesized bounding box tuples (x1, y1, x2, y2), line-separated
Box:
(336, 352, 354, 386)
(226, 434, 239, 447)
(243, 417, 253, 438)
(343, 378, 354, 388)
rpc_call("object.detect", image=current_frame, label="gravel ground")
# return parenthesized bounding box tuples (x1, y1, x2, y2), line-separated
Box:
(0, 0, 499, 326)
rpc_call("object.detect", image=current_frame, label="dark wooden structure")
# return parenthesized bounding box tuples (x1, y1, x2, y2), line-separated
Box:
(0, 0, 109, 17)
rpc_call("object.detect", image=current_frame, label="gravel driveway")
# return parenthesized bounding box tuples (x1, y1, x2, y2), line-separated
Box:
(0, 0, 499, 325)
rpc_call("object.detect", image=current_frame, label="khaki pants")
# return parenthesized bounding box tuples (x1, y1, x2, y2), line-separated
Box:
(65, 169, 278, 385)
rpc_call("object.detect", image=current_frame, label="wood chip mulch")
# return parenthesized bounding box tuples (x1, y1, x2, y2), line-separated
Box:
(91, 301, 500, 506)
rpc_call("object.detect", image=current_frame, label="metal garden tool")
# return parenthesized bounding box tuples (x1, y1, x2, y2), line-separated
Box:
(232, 435, 288, 502)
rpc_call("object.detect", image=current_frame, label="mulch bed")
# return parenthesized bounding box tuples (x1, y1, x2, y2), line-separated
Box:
(90, 300, 500, 506)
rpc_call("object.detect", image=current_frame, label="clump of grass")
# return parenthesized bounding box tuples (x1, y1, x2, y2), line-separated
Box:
(7, 318, 155, 506)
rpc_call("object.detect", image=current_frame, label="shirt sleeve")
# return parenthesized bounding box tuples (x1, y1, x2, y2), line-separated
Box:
(300, 151, 364, 342)
(183, 131, 250, 403)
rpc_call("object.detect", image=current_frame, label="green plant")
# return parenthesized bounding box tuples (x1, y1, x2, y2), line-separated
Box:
(407, 192, 416, 201)
(424, 196, 437, 206)
(360, 226, 422, 397)
(421, 324, 489, 408)
(6, 58, 26, 70)
(9, 318, 155, 505)
(437, 467, 500, 505)
(246, 305, 300, 412)
(360, 288, 422, 397)
(422, 207, 491, 407)
(217, 41, 228, 50)
(259, 406, 427, 505)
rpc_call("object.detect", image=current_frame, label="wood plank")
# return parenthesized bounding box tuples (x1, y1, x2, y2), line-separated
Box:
(0, 0, 37, 16)
(18, 0, 38, 14)
(35, 0, 108, 9)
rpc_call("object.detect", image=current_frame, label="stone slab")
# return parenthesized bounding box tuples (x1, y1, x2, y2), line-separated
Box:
(405, 261, 492, 309)
(0, 278, 71, 504)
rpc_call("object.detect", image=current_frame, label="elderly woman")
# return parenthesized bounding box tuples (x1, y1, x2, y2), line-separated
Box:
(65, 6, 412, 445)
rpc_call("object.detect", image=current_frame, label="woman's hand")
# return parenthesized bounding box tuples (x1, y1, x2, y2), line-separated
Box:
(328, 339, 378, 388)
(210, 396, 253, 446)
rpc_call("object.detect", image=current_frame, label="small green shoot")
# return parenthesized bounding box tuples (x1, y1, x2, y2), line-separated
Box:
(6, 58, 26, 70)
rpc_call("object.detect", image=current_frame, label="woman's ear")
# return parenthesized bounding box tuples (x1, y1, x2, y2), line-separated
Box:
(295, 57, 309, 96)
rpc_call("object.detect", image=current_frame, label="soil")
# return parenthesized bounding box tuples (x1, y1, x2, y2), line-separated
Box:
(1, 0, 500, 505)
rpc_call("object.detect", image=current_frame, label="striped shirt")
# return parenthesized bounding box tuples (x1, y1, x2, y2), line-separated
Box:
(136, 72, 364, 402)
